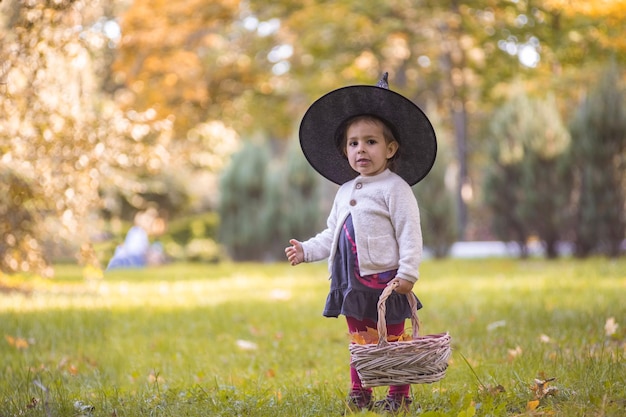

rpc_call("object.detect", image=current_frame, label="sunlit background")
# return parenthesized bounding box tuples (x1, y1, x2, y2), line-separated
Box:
(1, 0, 625, 278)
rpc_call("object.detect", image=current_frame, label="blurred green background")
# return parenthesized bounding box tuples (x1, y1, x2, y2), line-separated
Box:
(1, 0, 625, 277)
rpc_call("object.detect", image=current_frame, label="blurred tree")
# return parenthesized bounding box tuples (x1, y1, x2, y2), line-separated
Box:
(218, 141, 271, 260)
(280, 140, 323, 247)
(483, 90, 571, 258)
(102, 119, 241, 220)
(0, 0, 180, 274)
(518, 95, 573, 258)
(0, 0, 243, 275)
(483, 151, 529, 256)
(569, 63, 626, 258)
(0, 0, 117, 274)
(218, 138, 322, 261)
(0, 169, 48, 275)
(261, 160, 289, 260)
(413, 140, 457, 259)
(112, 0, 295, 140)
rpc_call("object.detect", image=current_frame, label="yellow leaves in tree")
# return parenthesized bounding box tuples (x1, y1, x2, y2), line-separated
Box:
(543, 0, 626, 19)
(350, 327, 413, 345)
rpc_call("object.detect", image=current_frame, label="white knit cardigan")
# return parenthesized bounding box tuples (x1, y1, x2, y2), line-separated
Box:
(301, 169, 422, 283)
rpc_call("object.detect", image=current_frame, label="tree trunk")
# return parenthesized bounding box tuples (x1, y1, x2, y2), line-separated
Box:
(452, 103, 468, 240)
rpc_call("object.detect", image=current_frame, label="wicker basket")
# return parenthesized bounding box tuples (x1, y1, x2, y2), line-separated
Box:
(349, 282, 451, 387)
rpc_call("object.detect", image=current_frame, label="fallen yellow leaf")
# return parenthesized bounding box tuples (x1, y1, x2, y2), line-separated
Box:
(527, 400, 540, 411)
(5, 335, 29, 350)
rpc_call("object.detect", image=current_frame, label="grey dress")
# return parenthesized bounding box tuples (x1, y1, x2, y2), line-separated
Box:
(323, 214, 422, 324)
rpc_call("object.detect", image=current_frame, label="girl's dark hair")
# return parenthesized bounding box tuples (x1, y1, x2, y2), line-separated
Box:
(335, 114, 401, 170)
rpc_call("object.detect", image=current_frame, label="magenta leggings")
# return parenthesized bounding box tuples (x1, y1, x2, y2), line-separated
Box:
(347, 316, 410, 398)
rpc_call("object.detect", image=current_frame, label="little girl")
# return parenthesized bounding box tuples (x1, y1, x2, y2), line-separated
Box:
(285, 73, 437, 413)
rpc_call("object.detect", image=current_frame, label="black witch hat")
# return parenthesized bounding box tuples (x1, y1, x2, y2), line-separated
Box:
(298, 73, 437, 186)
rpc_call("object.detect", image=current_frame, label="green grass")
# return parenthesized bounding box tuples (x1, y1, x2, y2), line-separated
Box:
(1, 258, 625, 416)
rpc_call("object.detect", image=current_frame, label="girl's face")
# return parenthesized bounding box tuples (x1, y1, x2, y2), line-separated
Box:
(345, 119, 398, 177)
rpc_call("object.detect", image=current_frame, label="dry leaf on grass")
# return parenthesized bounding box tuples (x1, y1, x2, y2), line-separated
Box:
(604, 317, 619, 337)
(526, 399, 540, 411)
(531, 376, 558, 399)
(478, 384, 506, 396)
(507, 345, 523, 361)
(5, 335, 29, 350)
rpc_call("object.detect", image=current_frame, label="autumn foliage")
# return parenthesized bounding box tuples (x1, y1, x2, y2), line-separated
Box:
(350, 327, 413, 345)
(2, 0, 626, 275)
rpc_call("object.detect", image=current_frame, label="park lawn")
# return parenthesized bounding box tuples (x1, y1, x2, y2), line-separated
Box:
(1, 258, 625, 416)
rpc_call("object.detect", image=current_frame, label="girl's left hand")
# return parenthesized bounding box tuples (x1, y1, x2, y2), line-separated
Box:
(389, 278, 414, 294)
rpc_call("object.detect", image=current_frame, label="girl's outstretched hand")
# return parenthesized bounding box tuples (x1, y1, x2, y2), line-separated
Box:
(285, 239, 304, 266)
(389, 278, 414, 294)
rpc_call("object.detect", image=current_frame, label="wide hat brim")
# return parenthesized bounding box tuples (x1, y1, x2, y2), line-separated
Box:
(299, 85, 437, 186)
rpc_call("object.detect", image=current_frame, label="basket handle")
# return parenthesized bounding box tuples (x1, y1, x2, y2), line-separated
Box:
(376, 281, 420, 347)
